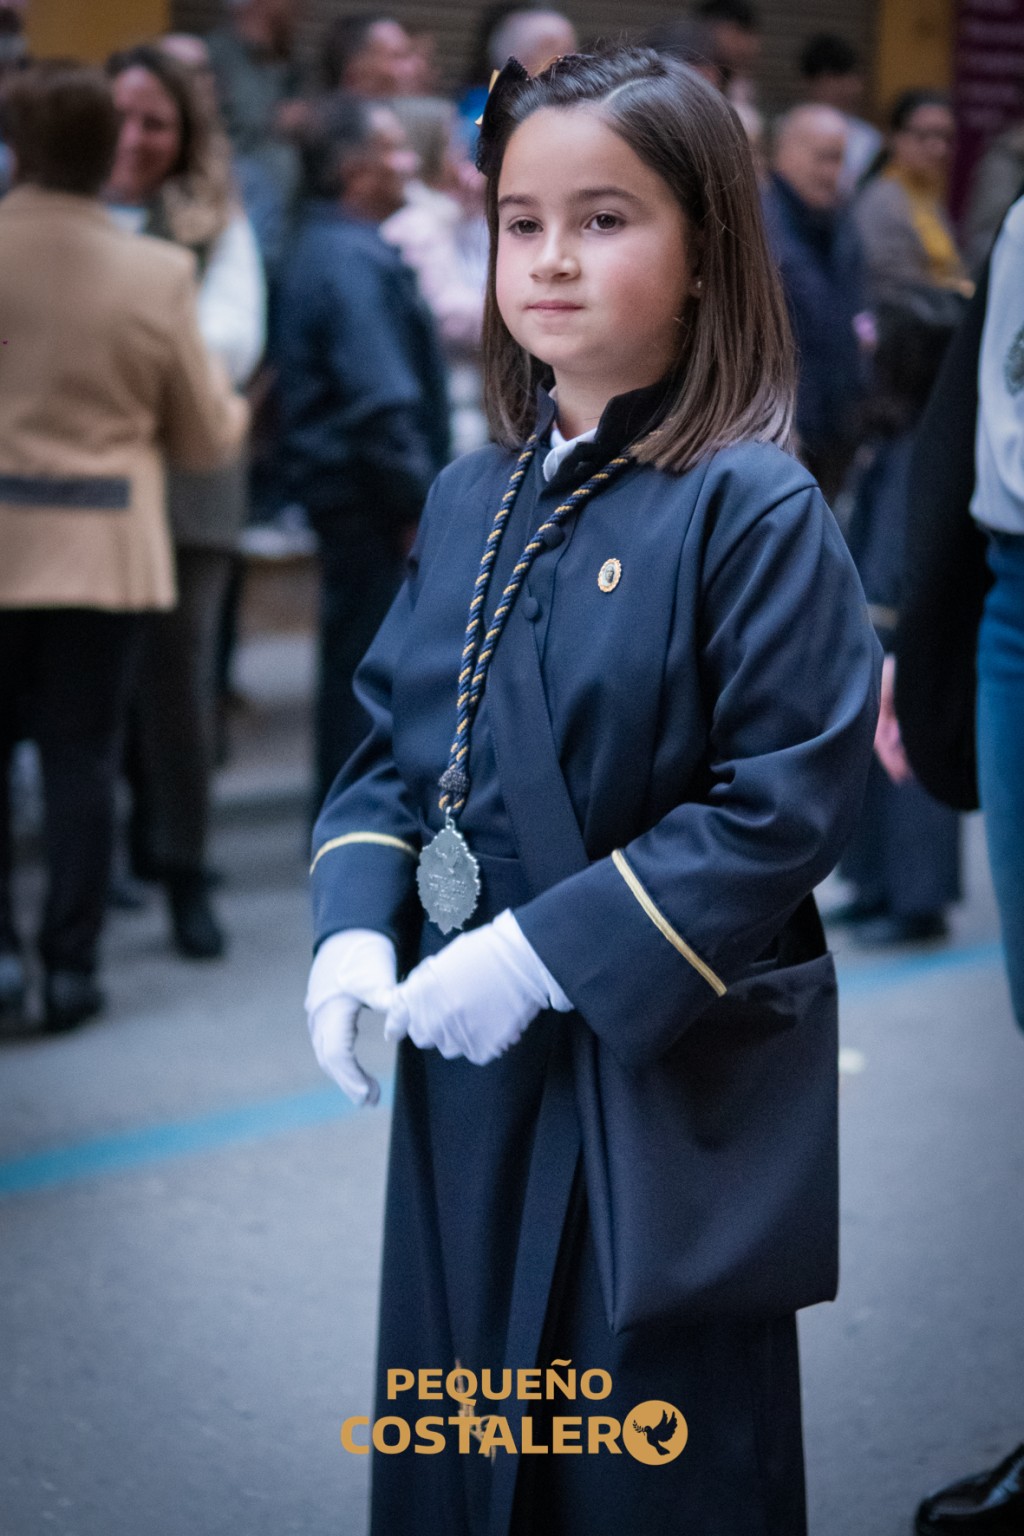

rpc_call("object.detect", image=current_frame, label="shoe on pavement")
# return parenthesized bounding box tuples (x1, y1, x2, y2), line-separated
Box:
(915, 1443, 1024, 1534)
(44, 970, 104, 1033)
(107, 873, 150, 911)
(0, 948, 28, 1035)
(167, 876, 226, 960)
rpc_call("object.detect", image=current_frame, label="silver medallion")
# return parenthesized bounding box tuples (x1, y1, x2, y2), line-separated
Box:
(417, 816, 481, 933)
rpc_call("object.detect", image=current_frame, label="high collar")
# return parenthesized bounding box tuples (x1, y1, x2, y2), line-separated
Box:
(533, 376, 674, 487)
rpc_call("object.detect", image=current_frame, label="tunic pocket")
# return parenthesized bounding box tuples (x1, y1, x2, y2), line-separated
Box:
(571, 949, 840, 1333)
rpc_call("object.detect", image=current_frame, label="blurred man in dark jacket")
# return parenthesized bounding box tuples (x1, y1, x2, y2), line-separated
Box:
(0, 0, 26, 80)
(206, 0, 304, 206)
(797, 33, 882, 196)
(319, 12, 421, 96)
(762, 104, 866, 499)
(276, 94, 449, 808)
(0, 0, 27, 193)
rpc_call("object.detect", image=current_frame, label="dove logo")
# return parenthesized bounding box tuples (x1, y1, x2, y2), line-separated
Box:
(623, 1400, 689, 1465)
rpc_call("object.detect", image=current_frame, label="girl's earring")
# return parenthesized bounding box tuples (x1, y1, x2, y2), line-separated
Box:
(674, 279, 703, 321)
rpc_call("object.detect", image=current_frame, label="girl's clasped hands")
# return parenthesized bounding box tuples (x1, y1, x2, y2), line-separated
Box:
(305, 914, 573, 1105)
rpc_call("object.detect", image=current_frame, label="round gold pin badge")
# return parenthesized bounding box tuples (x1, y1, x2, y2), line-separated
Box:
(597, 558, 622, 592)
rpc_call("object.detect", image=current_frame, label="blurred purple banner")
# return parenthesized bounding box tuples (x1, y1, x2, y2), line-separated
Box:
(952, 0, 1024, 217)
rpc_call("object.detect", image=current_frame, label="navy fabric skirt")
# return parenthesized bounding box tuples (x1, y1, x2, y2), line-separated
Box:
(369, 852, 807, 1536)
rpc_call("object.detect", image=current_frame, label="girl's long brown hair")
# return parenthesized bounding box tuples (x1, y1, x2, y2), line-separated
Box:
(482, 47, 795, 471)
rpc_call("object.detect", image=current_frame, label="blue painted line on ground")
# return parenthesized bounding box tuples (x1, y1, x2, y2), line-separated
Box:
(0, 1080, 392, 1200)
(0, 940, 1004, 1201)
(835, 939, 1003, 996)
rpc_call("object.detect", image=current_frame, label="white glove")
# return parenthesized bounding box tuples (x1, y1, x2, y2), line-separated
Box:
(383, 909, 572, 1067)
(305, 929, 397, 1106)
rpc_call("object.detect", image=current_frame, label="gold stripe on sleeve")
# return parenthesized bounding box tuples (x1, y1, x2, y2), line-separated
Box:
(310, 832, 419, 875)
(611, 849, 727, 997)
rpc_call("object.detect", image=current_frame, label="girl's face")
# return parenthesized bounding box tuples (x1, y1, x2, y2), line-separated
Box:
(496, 107, 694, 424)
(107, 66, 183, 205)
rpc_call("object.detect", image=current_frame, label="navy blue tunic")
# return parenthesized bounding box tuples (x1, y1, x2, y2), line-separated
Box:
(311, 388, 881, 1535)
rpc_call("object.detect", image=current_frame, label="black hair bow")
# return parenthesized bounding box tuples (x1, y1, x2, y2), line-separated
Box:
(475, 56, 530, 177)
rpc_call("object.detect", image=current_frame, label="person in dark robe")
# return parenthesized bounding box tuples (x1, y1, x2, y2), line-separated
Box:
(304, 49, 880, 1536)
(835, 287, 966, 944)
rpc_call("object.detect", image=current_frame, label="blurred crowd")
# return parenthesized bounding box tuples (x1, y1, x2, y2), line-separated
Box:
(0, 0, 1021, 1031)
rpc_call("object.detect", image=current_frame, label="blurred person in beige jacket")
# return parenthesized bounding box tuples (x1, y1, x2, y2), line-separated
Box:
(0, 61, 247, 1035)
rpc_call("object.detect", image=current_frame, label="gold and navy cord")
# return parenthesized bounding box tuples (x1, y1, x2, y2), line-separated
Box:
(437, 436, 633, 819)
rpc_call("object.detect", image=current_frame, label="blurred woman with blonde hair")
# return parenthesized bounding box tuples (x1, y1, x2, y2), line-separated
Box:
(105, 42, 266, 959)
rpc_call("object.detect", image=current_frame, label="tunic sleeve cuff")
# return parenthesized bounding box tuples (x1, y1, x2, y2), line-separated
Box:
(514, 852, 727, 1069)
(609, 850, 726, 997)
(311, 833, 420, 954)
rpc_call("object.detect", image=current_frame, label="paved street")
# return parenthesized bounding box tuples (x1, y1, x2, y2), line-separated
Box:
(1, 657, 1023, 1536)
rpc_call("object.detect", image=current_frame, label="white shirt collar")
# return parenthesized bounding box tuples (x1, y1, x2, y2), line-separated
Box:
(541, 418, 599, 482)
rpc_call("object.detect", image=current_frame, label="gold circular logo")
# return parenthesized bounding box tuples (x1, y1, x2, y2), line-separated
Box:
(622, 1400, 688, 1464)
(597, 558, 622, 592)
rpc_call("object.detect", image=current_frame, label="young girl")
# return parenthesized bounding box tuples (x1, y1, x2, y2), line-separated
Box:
(305, 47, 880, 1536)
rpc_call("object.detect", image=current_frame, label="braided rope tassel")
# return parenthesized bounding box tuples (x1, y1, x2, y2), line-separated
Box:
(439, 450, 632, 817)
(455, 434, 537, 716)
